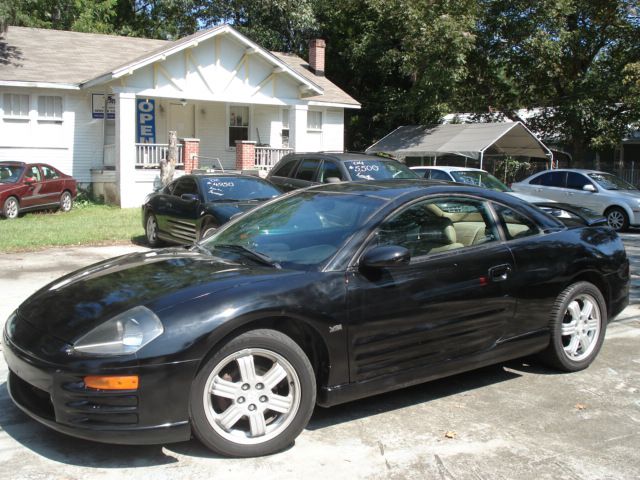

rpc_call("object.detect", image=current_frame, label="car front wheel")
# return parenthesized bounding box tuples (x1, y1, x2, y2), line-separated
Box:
(60, 191, 73, 212)
(145, 213, 162, 247)
(2, 196, 19, 219)
(539, 281, 606, 372)
(605, 207, 628, 232)
(190, 329, 316, 457)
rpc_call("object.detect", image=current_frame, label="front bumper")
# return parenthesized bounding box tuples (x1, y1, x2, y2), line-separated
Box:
(3, 329, 198, 445)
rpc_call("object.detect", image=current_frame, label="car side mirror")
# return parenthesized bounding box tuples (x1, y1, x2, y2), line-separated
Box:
(360, 245, 410, 269)
(181, 193, 200, 203)
(582, 184, 596, 192)
(24, 177, 36, 185)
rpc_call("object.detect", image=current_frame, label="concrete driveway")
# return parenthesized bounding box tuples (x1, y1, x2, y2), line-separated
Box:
(0, 241, 639, 480)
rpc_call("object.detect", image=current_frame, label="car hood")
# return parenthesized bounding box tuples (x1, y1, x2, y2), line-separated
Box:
(606, 189, 640, 200)
(16, 248, 288, 343)
(205, 200, 265, 222)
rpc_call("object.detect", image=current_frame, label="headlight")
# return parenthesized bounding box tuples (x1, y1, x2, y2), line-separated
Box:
(73, 306, 163, 356)
(4, 311, 17, 339)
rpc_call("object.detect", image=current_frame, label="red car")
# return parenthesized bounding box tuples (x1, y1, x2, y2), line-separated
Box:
(0, 162, 77, 219)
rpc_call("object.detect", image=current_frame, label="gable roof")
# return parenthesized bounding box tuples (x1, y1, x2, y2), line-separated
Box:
(0, 25, 359, 106)
(366, 123, 552, 160)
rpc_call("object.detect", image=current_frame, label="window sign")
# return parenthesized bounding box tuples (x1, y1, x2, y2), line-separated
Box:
(137, 99, 156, 144)
(91, 93, 115, 119)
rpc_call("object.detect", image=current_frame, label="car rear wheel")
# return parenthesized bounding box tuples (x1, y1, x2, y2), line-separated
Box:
(539, 281, 606, 372)
(190, 329, 316, 457)
(145, 213, 162, 247)
(2, 196, 19, 219)
(60, 191, 72, 212)
(605, 207, 628, 232)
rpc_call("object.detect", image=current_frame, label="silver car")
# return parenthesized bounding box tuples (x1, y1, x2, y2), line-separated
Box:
(410, 166, 548, 204)
(512, 169, 640, 231)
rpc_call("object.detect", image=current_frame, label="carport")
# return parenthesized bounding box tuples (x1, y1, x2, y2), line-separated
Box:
(366, 122, 553, 169)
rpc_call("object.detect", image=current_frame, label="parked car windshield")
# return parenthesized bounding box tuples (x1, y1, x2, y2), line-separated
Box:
(344, 160, 418, 181)
(202, 191, 385, 269)
(200, 176, 281, 201)
(450, 171, 510, 192)
(0, 165, 24, 183)
(586, 172, 637, 191)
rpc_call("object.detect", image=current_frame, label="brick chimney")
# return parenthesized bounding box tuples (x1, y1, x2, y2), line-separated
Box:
(309, 39, 326, 76)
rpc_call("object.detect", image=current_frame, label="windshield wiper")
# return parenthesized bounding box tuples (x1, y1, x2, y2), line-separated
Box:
(214, 244, 281, 269)
(189, 243, 213, 255)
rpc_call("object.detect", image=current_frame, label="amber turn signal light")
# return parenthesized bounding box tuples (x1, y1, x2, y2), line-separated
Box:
(84, 375, 139, 390)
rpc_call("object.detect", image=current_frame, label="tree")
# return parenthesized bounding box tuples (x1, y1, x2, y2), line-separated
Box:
(464, 0, 640, 164)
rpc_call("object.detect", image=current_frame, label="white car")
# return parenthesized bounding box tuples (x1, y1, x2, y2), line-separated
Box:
(410, 166, 548, 204)
(512, 169, 640, 231)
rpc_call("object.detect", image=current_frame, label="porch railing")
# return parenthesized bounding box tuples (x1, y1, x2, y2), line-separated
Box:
(136, 143, 184, 167)
(103, 144, 116, 167)
(255, 147, 293, 172)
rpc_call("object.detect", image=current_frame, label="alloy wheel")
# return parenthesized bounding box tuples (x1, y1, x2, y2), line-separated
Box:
(202, 348, 301, 445)
(4, 197, 18, 219)
(60, 192, 72, 212)
(607, 210, 625, 230)
(146, 215, 158, 244)
(561, 293, 601, 362)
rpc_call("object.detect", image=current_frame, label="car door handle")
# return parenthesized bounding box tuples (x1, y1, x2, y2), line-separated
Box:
(488, 264, 512, 282)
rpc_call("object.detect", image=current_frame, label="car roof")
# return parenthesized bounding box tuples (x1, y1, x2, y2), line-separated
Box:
(282, 152, 395, 162)
(533, 169, 608, 175)
(412, 166, 486, 173)
(0, 161, 26, 167)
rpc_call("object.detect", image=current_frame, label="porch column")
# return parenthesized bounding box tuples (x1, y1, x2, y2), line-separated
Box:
(115, 91, 137, 208)
(289, 105, 308, 153)
(236, 140, 256, 170)
(182, 138, 200, 173)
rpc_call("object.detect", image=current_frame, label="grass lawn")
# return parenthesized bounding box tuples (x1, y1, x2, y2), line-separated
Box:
(0, 205, 144, 253)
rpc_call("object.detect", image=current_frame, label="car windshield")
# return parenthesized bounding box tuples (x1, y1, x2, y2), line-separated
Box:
(344, 160, 418, 181)
(202, 191, 386, 269)
(586, 173, 637, 191)
(0, 165, 24, 183)
(450, 171, 511, 192)
(200, 176, 280, 201)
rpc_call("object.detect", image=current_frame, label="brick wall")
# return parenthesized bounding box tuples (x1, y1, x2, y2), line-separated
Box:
(181, 138, 200, 173)
(235, 140, 256, 170)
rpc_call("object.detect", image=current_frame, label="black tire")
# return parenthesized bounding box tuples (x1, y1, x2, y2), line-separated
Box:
(605, 206, 629, 232)
(2, 196, 19, 219)
(60, 191, 73, 212)
(538, 281, 607, 372)
(190, 329, 316, 457)
(199, 218, 218, 241)
(145, 212, 163, 247)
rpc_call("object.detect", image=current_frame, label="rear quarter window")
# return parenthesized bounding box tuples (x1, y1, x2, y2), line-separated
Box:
(271, 158, 298, 178)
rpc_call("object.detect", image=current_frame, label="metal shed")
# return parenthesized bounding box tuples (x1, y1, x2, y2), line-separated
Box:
(366, 122, 553, 169)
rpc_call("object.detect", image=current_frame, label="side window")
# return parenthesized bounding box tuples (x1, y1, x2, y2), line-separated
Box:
(430, 170, 452, 181)
(566, 172, 592, 190)
(26, 166, 42, 182)
(294, 158, 321, 181)
(173, 178, 199, 197)
(492, 203, 540, 240)
(374, 197, 499, 259)
(534, 171, 565, 187)
(272, 158, 297, 178)
(317, 161, 345, 183)
(41, 165, 60, 180)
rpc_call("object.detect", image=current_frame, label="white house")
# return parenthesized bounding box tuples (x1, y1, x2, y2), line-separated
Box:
(0, 25, 360, 207)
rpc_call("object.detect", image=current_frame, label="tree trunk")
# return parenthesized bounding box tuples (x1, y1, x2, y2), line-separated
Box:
(570, 138, 588, 169)
(160, 131, 177, 187)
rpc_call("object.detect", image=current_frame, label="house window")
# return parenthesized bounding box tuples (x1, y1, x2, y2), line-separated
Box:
(282, 109, 290, 148)
(307, 110, 322, 131)
(229, 105, 249, 147)
(3, 93, 30, 119)
(38, 96, 63, 121)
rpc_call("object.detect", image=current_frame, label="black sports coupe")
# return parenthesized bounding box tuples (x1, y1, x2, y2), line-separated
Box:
(3, 180, 629, 457)
(142, 173, 281, 246)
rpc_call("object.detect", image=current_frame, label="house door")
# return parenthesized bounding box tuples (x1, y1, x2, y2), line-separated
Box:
(168, 103, 195, 138)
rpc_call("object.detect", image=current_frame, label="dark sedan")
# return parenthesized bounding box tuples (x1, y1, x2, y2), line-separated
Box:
(0, 161, 77, 219)
(142, 173, 280, 246)
(3, 181, 629, 457)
